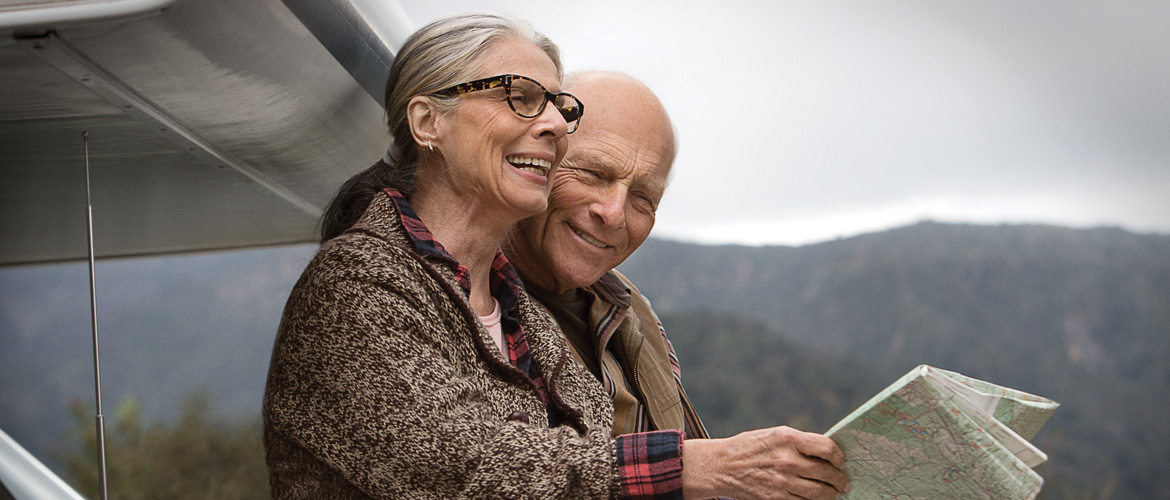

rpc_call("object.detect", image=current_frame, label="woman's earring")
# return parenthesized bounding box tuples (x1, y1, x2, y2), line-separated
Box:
(427, 140, 434, 152)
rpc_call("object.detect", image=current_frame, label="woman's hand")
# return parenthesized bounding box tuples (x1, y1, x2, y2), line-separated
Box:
(681, 426, 850, 500)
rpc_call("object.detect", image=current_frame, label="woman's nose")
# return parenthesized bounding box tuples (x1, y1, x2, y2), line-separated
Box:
(532, 99, 569, 139)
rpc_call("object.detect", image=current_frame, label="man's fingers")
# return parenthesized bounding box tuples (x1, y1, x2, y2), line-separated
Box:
(788, 431, 850, 494)
(722, 426, 851, 499)
(795, 431, 847, 469)
(802, 459, 851, 494)
(789, 474, 847, 500)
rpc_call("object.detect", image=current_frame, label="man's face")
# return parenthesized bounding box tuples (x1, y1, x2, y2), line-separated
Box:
(509, 83, 674, 292)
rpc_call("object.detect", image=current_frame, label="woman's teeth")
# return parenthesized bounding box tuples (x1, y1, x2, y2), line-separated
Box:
(506, 155, 551, 176)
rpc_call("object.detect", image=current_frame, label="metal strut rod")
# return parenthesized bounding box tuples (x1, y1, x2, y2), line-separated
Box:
(83, 131, 110, 500)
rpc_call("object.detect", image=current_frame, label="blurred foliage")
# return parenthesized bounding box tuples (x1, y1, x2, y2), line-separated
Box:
(20, 222, 1164, 500)
(627, 224, 1170, 500)
(659, 310, 874, 437)
(661, 310, 1147, 500)
(58, 393, 268, 499)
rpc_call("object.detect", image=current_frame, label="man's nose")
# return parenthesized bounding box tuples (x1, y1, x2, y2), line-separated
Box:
(590, 187, 626, 229)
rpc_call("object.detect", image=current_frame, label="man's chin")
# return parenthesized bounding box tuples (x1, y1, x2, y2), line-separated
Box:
(550, 262, 609, 291)
(577, 267, 612, 289)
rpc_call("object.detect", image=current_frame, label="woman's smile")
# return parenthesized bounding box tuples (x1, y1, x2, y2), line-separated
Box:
(505, 154, 553, 177)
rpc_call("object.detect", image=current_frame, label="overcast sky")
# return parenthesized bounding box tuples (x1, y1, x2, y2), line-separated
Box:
(397, 0, 1170, 245)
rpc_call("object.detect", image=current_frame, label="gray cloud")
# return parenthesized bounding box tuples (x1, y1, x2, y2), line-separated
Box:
(399, 0, 1170, 244)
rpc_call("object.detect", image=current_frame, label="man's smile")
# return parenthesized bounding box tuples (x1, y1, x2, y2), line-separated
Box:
(570, 223, 611, 249)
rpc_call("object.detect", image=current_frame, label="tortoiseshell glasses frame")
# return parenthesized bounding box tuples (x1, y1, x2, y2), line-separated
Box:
(431, 74, 584, 134)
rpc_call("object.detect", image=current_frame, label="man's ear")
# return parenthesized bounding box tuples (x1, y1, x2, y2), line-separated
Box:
(407, 95, 441, 148)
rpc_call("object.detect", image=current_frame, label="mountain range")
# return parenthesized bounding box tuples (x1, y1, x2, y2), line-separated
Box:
(620, 221, 1170, 499)
(2, 221, 1167, 499)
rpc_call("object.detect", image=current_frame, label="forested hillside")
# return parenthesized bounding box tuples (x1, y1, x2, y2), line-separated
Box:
(622, 222, 1170, 499)
(2, 222, 1166, 499)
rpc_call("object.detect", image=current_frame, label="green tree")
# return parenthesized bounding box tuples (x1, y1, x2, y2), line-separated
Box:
(59, 393, 269, 499)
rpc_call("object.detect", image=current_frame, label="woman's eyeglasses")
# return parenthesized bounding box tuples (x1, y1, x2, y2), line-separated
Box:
(432, 74, 584, 134)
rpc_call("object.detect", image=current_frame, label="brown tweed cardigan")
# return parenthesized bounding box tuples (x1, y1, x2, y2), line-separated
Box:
(263, 192, 620, 499)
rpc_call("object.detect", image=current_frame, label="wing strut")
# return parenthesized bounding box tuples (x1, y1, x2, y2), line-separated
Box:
(83, 131, 110, 500)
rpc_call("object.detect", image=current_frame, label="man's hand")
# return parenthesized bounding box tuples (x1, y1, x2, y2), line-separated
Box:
(681, 426, 850, 500)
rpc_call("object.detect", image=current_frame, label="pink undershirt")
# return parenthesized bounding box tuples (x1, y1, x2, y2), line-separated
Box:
(477, 297, 506, 355)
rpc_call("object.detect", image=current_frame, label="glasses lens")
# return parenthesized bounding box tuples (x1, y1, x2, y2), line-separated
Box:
(507, 78, 546, 118)
(553, 94, 583, 133)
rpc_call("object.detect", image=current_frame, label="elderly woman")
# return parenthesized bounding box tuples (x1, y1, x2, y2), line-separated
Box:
(263, 13, 681, 499)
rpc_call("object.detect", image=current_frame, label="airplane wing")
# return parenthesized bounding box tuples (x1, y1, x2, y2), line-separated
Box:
(0, 0, 414, 266)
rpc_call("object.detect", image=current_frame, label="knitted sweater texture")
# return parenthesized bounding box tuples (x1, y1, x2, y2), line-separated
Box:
(263, 193, 620, 499)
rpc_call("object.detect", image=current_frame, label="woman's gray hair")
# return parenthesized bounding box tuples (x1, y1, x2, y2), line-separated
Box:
(320, 13, 562, 242)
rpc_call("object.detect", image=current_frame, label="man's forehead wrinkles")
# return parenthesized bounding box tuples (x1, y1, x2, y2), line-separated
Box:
(573, 140, 635, 174)
(578, 131, 670, 175)
(592, 130, 639, 157)
(639, 171, 667, 192)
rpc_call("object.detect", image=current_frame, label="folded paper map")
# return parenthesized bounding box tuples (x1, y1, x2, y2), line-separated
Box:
(826, 365, 1059, 500)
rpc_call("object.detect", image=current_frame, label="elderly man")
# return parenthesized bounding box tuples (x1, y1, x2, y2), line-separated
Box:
(505, 72, 850, 500)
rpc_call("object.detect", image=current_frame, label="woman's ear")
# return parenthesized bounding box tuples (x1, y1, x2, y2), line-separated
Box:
(406, 95, 440, 150)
